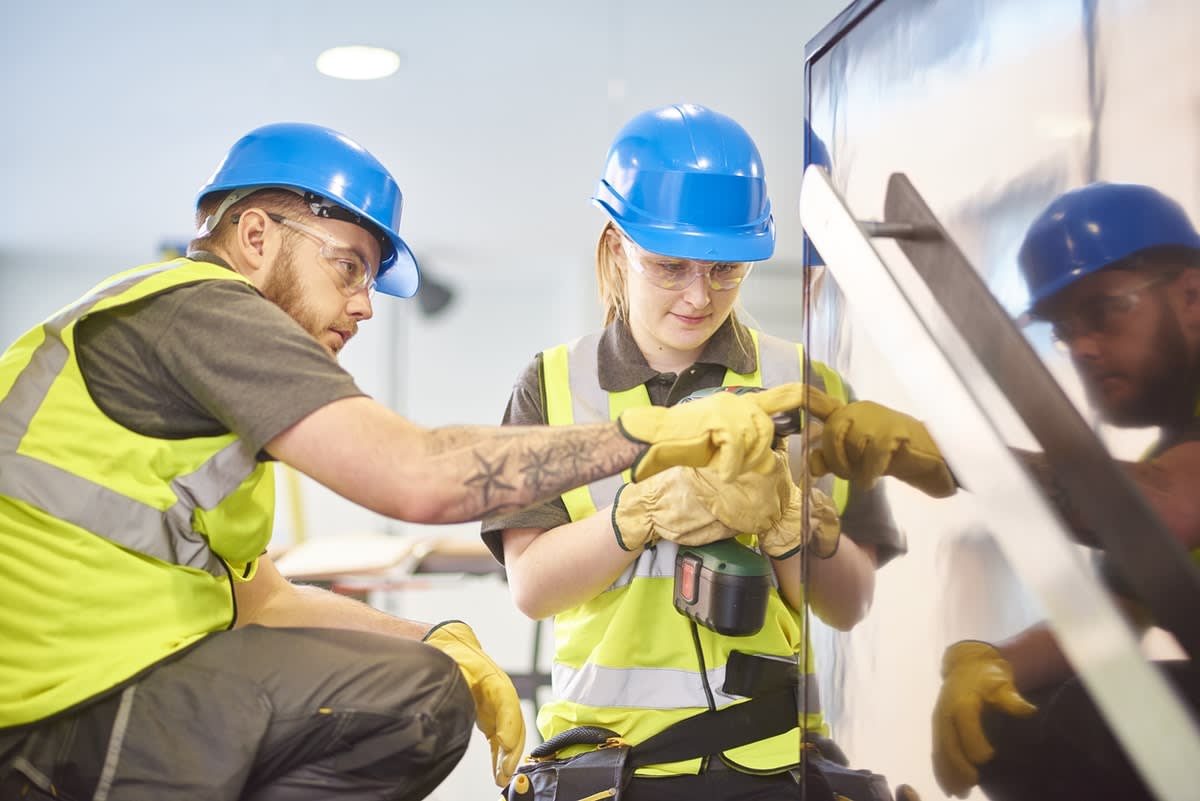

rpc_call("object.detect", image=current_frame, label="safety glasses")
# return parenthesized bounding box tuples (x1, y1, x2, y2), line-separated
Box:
(621, 238, 753, 292)
(1036, 274, 1177, 350)
(268, 213, 378, 297)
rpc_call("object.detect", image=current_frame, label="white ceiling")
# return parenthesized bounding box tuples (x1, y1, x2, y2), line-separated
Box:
(1, 0, 850, 286)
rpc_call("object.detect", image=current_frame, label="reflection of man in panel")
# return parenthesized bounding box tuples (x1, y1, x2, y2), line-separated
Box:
(927, 182, 1200, 801)
(800, 182, 1200, 800)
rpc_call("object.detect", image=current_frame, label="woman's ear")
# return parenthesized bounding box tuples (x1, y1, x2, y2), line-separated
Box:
(602, 225, 620, 256)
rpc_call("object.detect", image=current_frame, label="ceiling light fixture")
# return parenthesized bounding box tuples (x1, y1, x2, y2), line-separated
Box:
(316, 46, 401, 80)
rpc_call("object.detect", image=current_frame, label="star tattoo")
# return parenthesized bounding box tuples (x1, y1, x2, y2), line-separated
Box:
(465, 452, 517, 507)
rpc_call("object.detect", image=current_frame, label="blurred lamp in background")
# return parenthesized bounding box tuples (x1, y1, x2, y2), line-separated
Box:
(415, 270, 455, 317)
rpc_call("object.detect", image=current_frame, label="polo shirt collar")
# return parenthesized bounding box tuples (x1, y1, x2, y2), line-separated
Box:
(596, 316, 757, 392)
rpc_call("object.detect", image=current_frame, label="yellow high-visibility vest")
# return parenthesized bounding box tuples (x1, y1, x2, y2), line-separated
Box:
(537, 328, 849, 776)
(0, 259, 275, 728)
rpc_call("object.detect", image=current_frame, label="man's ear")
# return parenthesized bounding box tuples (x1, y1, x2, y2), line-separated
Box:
(1173, 268, 1200, 335)
(1176, 268, 1200, 304)
(229, 208, 275, 282)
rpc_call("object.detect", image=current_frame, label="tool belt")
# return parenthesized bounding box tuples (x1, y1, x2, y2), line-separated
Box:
(503, 653, 898, 801)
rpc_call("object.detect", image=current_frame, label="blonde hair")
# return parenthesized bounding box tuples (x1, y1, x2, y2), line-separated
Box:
(595, 222, 627, 325)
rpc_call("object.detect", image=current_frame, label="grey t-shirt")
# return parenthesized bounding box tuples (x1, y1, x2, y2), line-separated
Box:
(75, 264, 364, 457)
(480, 317, 905, 567)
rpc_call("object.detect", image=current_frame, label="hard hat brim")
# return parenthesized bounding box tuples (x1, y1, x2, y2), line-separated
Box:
(375, 237, 421, 298)
(594, 200, 775, 263)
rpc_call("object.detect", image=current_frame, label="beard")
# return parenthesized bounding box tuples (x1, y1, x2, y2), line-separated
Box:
(259, 240, 330, 349)
(1089, 312, 1197, 427)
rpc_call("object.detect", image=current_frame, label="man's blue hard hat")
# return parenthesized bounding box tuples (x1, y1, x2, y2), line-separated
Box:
(198, 122, 420, 298)
(1018, 182, 1200, 309)
(591, 104, 775, 262)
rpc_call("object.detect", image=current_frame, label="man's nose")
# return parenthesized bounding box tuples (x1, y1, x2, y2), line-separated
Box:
(347, 289, 374, 321)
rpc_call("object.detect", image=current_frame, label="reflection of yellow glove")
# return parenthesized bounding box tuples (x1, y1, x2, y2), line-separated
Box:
(611, 467, 739, 551)
(618, 383, 810, 482)
(803, 386, 957, 498)
(804, 486, 841, 559)
(932, 641, 1038, 798)
(423, 621, 525, 787)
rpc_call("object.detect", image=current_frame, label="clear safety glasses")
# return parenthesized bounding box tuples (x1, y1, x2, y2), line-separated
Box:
(1036, 274, 1177, 351)
(621, 238, 753, 292)
(268, 213, 379, 297)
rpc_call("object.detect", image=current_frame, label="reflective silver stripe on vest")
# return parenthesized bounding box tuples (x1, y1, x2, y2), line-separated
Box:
(565, 333, 625, 508)
(0, 263, 255, 576)
(551, 656, 820, 713)
(604, 538, 782, 594)
(605, 538, 679, 592)
(755, 330, 802, 389)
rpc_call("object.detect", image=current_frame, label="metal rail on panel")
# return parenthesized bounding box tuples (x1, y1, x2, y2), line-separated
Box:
(880, 172, 1200, 655)
(799, 165, 1200, 801)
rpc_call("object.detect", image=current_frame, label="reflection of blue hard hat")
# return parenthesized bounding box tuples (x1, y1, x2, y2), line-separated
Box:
(803, 121, 832, 268)
(591, 104, 774, 262)
(198, 122, 420, 298)
(1018, 182, 1200, 309)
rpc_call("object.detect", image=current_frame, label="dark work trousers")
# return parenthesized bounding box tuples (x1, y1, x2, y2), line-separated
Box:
(978, 660, 1199, 801)
(0, 625, 475, 801)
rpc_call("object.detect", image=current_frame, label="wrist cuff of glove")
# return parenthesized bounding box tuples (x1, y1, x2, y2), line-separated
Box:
(807, 535, 840, 560)
(615, 418, 652, 481)
(767, 542, 805, 561)
(422, 620, 467, 642)
(611, 484, 641, 552)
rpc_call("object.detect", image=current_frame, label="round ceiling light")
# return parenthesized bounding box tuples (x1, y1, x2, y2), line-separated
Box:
(316, 46, 401, 80)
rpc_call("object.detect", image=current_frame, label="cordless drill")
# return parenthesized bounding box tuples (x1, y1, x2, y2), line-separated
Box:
(671, 386, 803, 637)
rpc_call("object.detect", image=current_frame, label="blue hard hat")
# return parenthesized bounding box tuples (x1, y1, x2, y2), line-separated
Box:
(591, 104, 775, 262)
(803, 121, 832, 268)
(1018, 182, 1200, 309)
(197, 122, 420, 298)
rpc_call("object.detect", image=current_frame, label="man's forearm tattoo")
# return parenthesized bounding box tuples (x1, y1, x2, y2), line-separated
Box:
(463, 452, 516, 507)
(441, 424, 642, 518)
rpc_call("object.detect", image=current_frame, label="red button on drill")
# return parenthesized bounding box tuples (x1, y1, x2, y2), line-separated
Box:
(679, 555, 701, 604)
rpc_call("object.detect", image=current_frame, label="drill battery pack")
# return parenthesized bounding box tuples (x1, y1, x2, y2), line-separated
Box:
(673, 540, 772, 637)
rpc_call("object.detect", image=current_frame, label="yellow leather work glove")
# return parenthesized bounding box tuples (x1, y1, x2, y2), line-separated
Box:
(617, 382, 810, 482)
(752, 453, 841, 559)
(803, 385, 957, 498)
(611, 466, 742, 551)
(423, 620, 525, 787)
(681, 448, 840, 561)
(670, 452, 792, 538)
(932, 641, 1038, 798)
